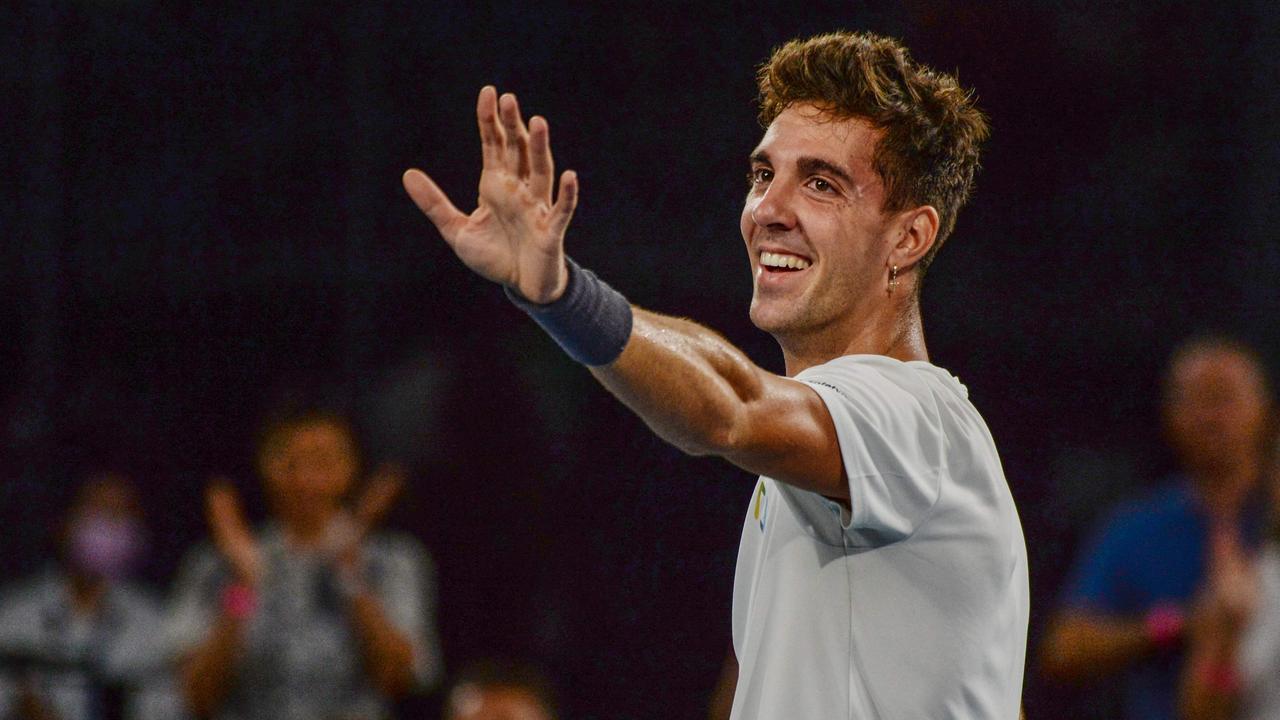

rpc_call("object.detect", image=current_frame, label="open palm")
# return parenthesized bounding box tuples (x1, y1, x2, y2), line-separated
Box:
(403, 86, 579, 304)
(206, 480, 264, 586)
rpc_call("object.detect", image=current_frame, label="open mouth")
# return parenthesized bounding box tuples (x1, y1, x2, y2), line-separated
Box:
(759, 250, 812, 273)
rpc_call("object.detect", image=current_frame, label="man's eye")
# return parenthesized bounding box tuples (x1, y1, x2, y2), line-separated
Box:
(809, 178, 834, 193)
(748, 168, 773, 185)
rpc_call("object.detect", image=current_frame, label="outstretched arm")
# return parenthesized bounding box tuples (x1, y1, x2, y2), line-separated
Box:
(592, 309, 844, 497)
(403, 87, 844, 498)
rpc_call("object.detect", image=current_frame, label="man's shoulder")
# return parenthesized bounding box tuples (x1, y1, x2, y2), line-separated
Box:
(1095, 481, 1195, 538)
(367, 530, 434, 568)
(799, 354, 932, 398)
(0, 569, 60, 616)
(175, 539, 221, 567)
(797, 355, 974, 430)
(106, 580, 162, 613)
(170, 539, 230, 594)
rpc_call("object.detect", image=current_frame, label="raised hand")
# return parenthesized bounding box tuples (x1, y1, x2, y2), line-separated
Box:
(403, 86, 579, 304)
(353, 464, 404, 531)
(1207, 525, 1259, 632)
(1190, 523, 1260, 642)
(324, 464, 405, 569)
(206, 480, 264, 587)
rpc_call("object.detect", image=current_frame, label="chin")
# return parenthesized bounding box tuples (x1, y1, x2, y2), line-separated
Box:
(749, 300, 799, 336)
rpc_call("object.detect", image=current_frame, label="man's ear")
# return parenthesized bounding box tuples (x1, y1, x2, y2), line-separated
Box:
(889, 205, 939, 270)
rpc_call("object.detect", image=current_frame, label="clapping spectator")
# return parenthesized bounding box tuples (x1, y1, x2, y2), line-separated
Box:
(1040, 336, 1273, 720)
(166, 407, 441, 720)
(1178, 431, 1280, 720)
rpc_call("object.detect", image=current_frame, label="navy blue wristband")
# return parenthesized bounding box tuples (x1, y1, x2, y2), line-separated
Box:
(504, 259, 633, 366)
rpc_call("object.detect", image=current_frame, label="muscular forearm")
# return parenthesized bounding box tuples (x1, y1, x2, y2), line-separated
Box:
(591, 309, 844, 497)
(592, 309, 764, 456)
(347, 591, 416, 698)
(1039, 613, 1152, 681)
(180, 613, 246, 718)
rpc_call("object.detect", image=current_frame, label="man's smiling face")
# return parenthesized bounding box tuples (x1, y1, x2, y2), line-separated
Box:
(741, 103, 899, 344)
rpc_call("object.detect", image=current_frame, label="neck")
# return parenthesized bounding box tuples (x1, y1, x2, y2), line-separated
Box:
(279, 505, 339, 547)
(1191, 457, 1261, 524)
(780, 295, 928, 376)
(66, 572, 106, 615)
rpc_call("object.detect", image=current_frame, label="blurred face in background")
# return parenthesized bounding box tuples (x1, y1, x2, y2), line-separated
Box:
(65, 474, 146, 582)
(1164, 345, 1271, 481)
(445, 684, 553, 720)
(262, 419, 359, 525)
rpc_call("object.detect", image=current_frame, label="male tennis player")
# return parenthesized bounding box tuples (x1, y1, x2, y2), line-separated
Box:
(404, 31, 1028, 719)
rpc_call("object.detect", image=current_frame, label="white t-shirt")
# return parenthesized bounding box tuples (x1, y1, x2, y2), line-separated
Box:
(730, 355, 1028, 720)
(1238, 545, 1280, 720)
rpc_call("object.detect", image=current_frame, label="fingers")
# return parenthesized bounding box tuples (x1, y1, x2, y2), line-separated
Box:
(403, 169, 467, 242)
(206, 481, 264, 585)
(477, 86, 556, 203)
(206, 480, 240, 523)
(355, 465, 404, 531)
(477, 85, 504, 169)
(528, 115, 554, 202)
(499, 93, 532, 179)
(207, 482, 250, 541)
(551, 170, 579, 237)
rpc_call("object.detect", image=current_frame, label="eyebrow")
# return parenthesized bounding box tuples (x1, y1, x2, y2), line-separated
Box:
(749, 151, 856, 187)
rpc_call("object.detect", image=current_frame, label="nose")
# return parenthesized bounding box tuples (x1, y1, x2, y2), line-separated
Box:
(749, 181, 798, 230)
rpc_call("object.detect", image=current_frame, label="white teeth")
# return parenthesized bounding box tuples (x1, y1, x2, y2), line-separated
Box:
(760, 251, 811, 270)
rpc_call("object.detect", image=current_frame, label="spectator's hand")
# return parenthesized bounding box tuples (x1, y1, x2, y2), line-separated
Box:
(1193, 524, 1259, 639)
(326, 465, 405, 571)
(403, 86, 579, 304)
(355, 464, 405, 531)
(206, 480, 264, 586)
(1211, 526, 1259, 632)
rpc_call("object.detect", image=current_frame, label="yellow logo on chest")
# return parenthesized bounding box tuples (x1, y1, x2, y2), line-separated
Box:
(753, 481, 769, 532)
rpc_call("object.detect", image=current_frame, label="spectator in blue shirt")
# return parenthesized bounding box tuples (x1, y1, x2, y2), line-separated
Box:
(1040, 336, 1274, 720)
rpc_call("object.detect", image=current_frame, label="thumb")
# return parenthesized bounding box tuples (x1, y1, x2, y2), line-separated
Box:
(403, 169, 468, 243)
(206, 480, 238, 524)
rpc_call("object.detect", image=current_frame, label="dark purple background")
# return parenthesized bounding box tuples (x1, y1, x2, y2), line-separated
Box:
(4, 2, 1279, 718)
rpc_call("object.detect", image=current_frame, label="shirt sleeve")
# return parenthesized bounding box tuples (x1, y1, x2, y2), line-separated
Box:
(102, 587, 170, 680)
(368, 535, 442, 691)
(162, 544, 225, 660)
(0, 675, 14, 720)
(792, 360, 946, 546)
(1059, 512, 1131, 614)
(0, 584, 28, 720)
(1238, 548, 1280, 695)
(118, 595, 195, 720)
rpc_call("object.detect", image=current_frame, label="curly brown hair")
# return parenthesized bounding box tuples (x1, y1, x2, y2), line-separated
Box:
(757, 31, 989, 271)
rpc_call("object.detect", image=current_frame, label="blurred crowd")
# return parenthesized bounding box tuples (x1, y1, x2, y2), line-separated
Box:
(0, 406, 555, 720)
(1, 333, 1278, 720)
(1037, 336, 1280, 720)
